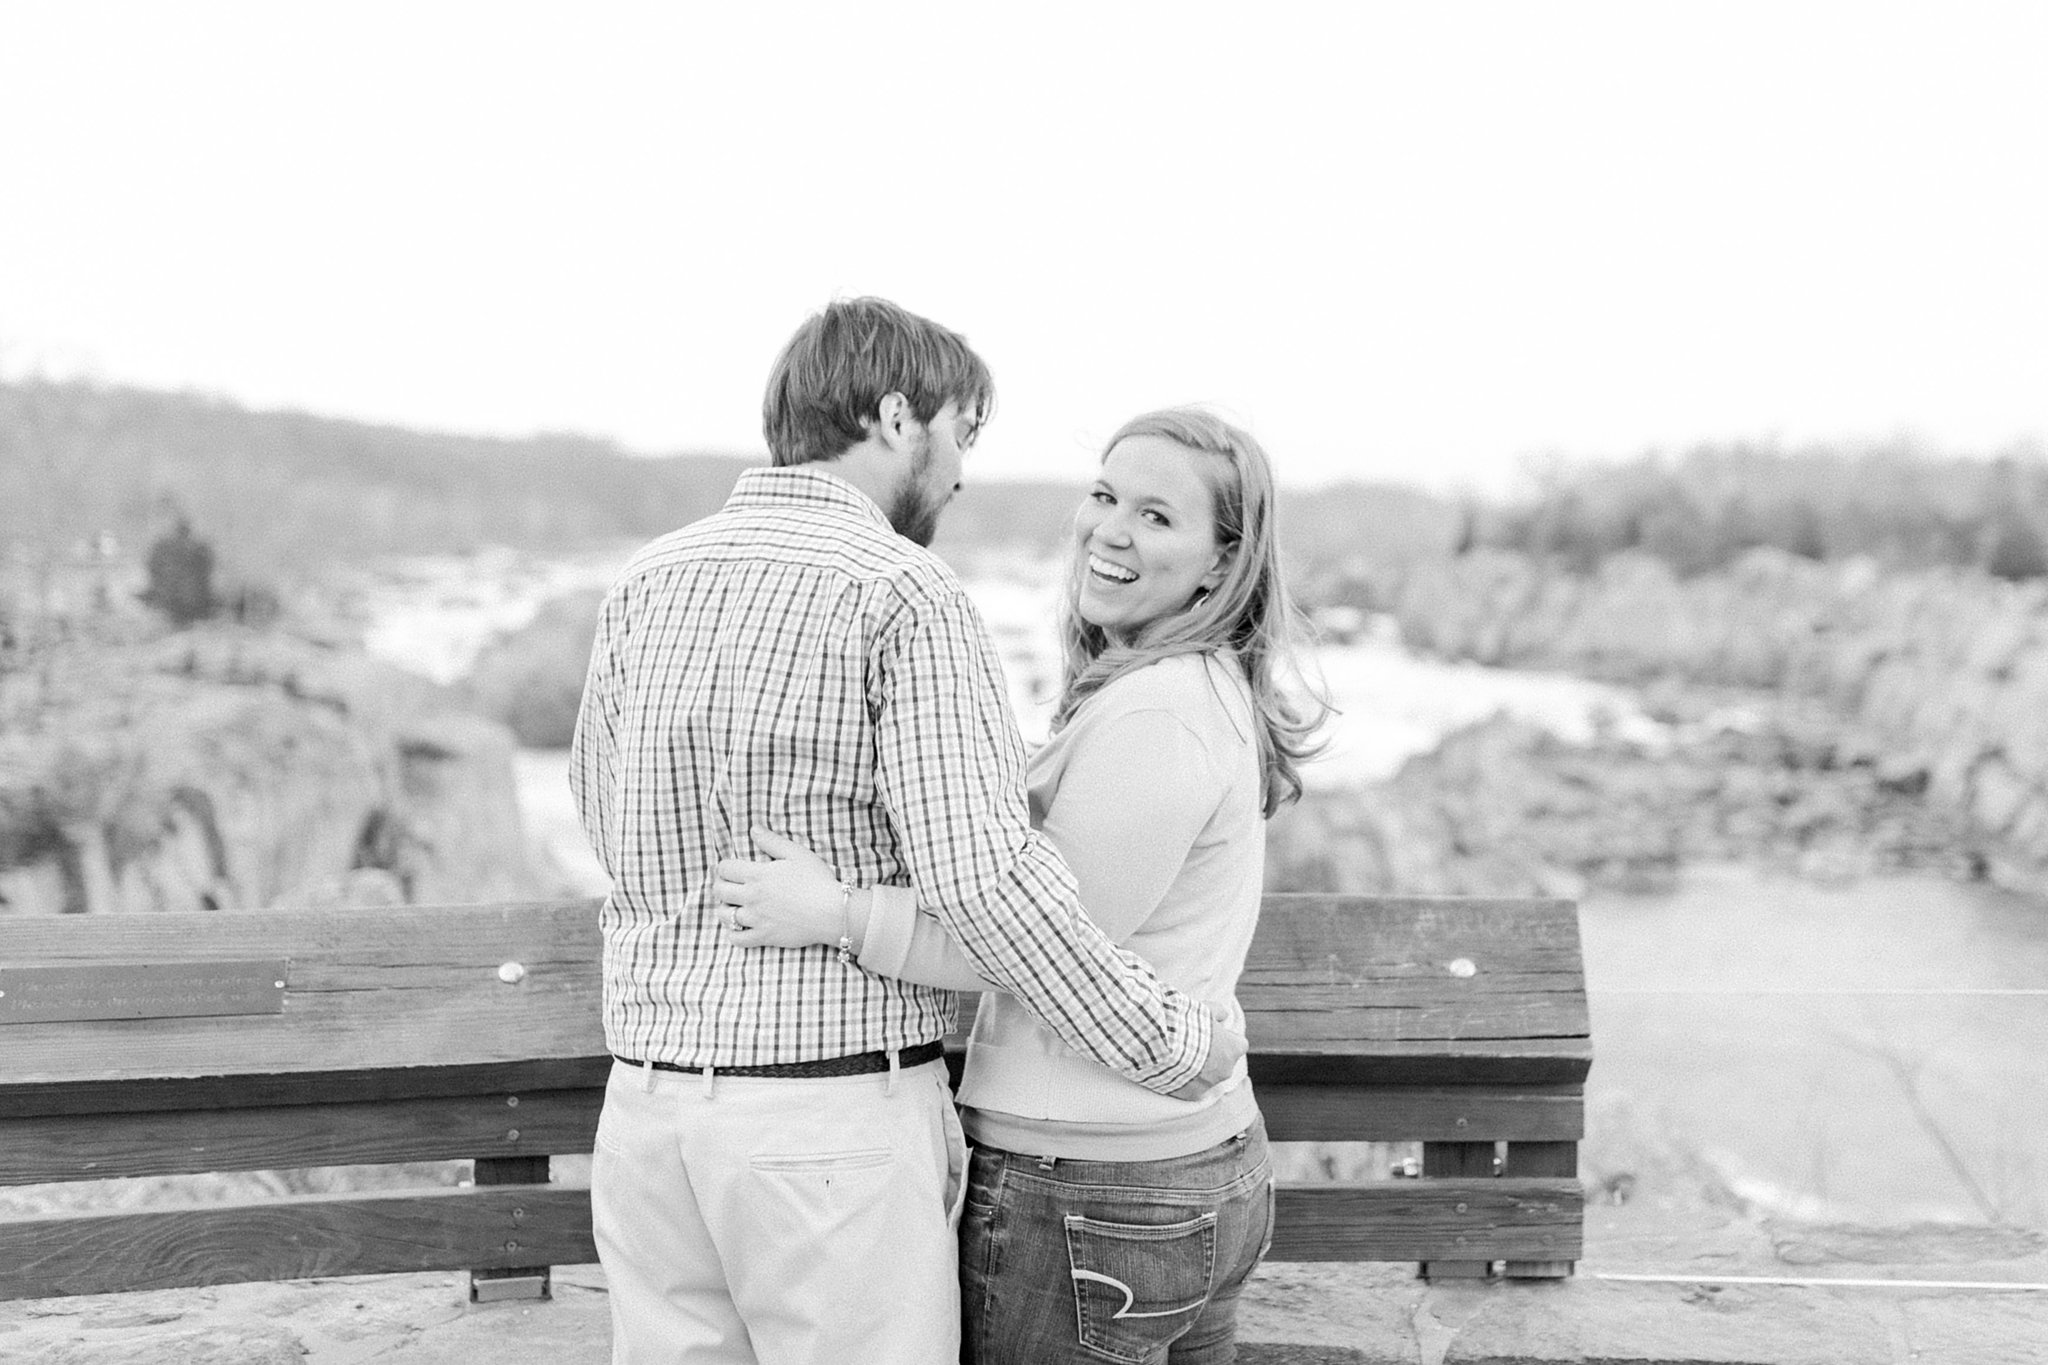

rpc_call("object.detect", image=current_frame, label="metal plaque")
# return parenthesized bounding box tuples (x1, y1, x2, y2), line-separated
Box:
(0, 960, 289, 1024)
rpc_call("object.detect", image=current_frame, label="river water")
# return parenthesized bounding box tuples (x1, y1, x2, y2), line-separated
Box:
(1582, 867, 2047, 1244)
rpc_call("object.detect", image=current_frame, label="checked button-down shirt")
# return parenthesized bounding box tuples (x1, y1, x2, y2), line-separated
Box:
(570, 465, 1210, 1093)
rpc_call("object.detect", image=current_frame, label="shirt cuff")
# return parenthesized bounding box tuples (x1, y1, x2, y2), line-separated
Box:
(1141, 994, 1213, 1097)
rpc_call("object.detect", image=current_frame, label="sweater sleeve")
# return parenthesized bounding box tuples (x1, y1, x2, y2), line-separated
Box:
(859, 884, 997, 991)
(1037, 707, 1224, 942)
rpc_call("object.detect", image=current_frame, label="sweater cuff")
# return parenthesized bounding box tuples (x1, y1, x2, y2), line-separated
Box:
(859, 884, 920, 979)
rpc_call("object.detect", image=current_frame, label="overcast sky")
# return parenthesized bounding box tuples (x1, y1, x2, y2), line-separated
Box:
(3, 2, 2043, 492)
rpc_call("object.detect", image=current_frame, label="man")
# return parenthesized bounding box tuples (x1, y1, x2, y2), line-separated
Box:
(571, 297, 1238, 1364)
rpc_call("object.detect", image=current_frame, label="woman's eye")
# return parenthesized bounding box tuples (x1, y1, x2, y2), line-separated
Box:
(1143, 509, 1169, 526)
(1090, 490, 1114, 505)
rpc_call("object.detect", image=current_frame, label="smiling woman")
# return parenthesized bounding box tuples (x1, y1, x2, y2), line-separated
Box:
(1057, 407, 1328, 820)
(1075, 433, 1233, 643)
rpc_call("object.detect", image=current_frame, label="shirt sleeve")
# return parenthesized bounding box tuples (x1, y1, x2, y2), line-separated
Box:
(569, 580, 626, 880)
(863, 706, 1222, 975)
(869, 589, 1209, 1094)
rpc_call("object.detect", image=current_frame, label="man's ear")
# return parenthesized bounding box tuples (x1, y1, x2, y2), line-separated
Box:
(871, 392, 915, 453)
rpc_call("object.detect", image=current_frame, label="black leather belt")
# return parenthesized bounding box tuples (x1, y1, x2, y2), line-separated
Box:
(613, 1039, 946, 1079)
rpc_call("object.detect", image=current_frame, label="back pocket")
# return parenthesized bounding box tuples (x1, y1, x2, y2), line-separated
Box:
(749, 1148, 894, 1174)
(1064, 1211, 1216, 1363)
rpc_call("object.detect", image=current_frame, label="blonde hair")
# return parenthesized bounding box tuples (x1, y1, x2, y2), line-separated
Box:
(1053, 408, 1329, 816)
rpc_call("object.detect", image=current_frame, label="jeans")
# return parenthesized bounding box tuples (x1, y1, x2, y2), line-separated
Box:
(960, 1116, 1274, 1365)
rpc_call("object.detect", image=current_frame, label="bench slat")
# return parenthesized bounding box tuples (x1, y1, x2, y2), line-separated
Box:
(0, 1186, 595, 1301)
(1268, 1178, 1582, 1262)
(1, 896, 1588, 1084)
(1, 1077, 1581, 1186)
(0, 903, 608, 1088)
(1245, 1046, 1588, 1086)
(1257, 1082, 1583, 1143)
(0, 1057, 615, 1121)
(0, 1092, 604, 1186)
(1244, 896, 1590, 1079)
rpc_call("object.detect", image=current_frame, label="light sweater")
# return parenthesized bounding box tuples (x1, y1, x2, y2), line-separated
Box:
(861, 651, 1265, 1159)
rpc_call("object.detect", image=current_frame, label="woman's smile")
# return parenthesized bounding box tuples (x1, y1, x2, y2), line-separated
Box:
(1087, 553, 1139, 584)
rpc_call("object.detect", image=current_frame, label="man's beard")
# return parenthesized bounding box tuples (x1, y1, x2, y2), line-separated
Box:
(884, 435, 946, 547)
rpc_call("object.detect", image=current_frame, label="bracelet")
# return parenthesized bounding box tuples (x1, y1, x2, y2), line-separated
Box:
(834, 882, 854, 966)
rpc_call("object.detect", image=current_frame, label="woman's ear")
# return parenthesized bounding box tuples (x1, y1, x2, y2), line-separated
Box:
(1199, 540, 1237, 594)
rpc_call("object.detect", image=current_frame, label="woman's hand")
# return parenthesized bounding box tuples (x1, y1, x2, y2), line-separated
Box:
(713, 826, 849, 950)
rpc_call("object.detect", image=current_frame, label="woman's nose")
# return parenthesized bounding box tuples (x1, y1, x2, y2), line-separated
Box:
(1094, 512, 1134, 546)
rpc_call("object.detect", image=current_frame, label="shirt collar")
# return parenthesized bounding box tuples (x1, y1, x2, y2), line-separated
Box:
(728, 464, 893, 532)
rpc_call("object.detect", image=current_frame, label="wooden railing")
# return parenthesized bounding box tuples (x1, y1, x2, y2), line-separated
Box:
(0, 894, 1589, 1300)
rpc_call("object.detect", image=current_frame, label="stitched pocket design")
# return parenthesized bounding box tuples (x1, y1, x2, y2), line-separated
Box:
(749, 1148, 894, 1174)
(1064, 1210, 1217, 1362)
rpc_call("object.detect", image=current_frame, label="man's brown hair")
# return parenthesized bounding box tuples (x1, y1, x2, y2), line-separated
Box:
(761, 297, 995, 466)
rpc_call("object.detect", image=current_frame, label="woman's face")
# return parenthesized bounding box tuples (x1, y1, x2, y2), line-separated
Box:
(1073, 434, 1231, 643)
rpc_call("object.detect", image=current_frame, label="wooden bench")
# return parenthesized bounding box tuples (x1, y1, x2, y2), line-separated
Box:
(0, 893, 1588, 1301)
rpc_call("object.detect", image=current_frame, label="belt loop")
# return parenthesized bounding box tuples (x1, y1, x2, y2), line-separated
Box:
(886, 1048, 901, 1095)
(702, 1064, 716, 1100)
(640, 1058, 656, 1093)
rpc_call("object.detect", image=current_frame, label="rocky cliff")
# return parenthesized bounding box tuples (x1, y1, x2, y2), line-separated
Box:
(1324, 548, 2048, 893)
(0, 627, 555, 915)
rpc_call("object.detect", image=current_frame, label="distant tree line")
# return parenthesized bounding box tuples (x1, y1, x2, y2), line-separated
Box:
(1477, 439, 2048, 580)
(0, 377, 1468, 595)
(0, 379, 756, 583)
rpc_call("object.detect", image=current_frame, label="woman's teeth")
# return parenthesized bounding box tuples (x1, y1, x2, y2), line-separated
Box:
(1089, 554, 1138, 583)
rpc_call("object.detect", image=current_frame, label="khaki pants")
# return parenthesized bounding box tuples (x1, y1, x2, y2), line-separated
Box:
(591, 1056, 967, 1364)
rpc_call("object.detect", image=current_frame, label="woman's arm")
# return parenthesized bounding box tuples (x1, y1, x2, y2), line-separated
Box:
(715, 829, 997, 989)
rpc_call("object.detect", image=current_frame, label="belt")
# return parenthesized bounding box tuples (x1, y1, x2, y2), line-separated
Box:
(613, 1039, 946, 1079)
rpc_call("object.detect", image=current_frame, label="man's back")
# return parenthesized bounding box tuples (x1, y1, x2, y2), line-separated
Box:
(572, 464, 1005, 1066)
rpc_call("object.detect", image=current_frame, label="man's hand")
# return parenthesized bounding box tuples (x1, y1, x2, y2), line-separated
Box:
(1168, 1002, 1247, 1100)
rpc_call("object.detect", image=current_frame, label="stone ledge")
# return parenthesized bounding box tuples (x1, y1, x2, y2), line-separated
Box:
(1, 1261, 2041, 1365)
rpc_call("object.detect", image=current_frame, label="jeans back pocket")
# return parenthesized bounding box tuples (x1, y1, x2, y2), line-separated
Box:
(1063, 1210, 1217, 1363)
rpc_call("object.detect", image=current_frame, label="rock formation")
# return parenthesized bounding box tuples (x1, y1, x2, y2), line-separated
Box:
(0, 627, 556, 915)
(1332, 548, 2048, 894)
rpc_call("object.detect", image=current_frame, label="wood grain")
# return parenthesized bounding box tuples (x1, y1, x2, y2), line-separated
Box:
(1, 895, 1589, 1089)
(0, 1089, 603, 1185)
(0, 902, 608, 1087)
(0, 1057, 613, 1120)
(0, 1186, 595, 1300)
(1257, 1083, 1583, 1143)
(1243, 896, 1590, 1077)
(1419, 1140, 1502, 1278)
(1501, 1141, 1581, 1278)
(1267, 1178, 1582, 1262)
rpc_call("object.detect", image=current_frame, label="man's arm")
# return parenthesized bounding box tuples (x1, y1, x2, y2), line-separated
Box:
(869, 588, 1212, 1095)
(865, 708, 1221, 975)
(569, 581, 627, 877)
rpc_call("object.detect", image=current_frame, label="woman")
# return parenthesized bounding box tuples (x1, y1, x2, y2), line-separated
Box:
(716, 407, 1326, 1364)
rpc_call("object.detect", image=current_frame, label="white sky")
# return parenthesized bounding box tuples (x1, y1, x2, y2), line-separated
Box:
(2, 1, 2043, 493)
